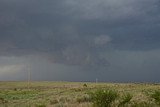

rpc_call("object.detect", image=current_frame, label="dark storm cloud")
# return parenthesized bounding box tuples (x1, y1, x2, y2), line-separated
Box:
(63, 0, 160, 50)
(0, 0, 160, 81)
(0, 0, 114, 69)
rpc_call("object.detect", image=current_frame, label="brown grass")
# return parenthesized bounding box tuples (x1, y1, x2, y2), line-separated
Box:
(0, 81, 160, 107)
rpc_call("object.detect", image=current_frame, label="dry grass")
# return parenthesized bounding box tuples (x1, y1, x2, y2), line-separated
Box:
(0, 81, 160, 107)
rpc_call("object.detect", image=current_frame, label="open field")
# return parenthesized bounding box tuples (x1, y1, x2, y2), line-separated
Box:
(0, 81, 160, 107)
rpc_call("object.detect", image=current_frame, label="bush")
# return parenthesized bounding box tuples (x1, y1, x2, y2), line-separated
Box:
(150, 90, 160, 105)
(118, 93, 133, 107)
(89, 89, 118, 107)
(83, 83, 88, 87)
(14, 88, 17, 91)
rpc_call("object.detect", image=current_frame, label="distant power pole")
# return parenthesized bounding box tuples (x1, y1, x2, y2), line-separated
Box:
(27, 63, 31, 90)
(96, 78, 98, 83)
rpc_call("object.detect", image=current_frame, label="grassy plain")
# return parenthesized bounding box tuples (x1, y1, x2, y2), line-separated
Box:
(0, 81, 160, 107)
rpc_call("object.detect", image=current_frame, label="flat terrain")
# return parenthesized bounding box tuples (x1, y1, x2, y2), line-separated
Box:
(0, 81, 160, 107)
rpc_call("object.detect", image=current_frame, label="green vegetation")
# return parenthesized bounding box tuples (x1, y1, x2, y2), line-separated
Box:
(150, 90, 160, 105)
(118, 93, 133, 107)
(0, 82, 160, 107)
(89, 89, 118, 107)
(76, 94, 91, 103)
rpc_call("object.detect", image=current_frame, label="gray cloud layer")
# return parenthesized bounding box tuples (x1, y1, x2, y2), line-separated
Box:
(0, 0, 160, 82)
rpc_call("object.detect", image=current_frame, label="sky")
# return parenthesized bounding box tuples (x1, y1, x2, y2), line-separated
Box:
(0, 0, 160, 82)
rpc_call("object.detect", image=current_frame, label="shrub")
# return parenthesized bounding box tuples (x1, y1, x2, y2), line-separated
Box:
(118, 93, 133, 107)
(83, 83, 88, 87)
(14, 88, 17, 91)
(150, 90, 160, 105)
(89, 89, 118, 107)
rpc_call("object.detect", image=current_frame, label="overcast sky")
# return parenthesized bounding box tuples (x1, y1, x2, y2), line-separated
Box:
(0, 0, 160, 82)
